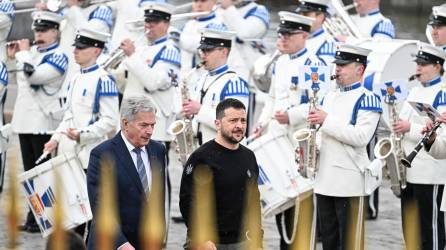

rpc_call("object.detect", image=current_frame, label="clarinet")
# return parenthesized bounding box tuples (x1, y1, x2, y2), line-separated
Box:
(400, 121, 441, 168)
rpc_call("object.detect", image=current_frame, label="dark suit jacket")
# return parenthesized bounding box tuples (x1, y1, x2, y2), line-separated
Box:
(86, 132, 167, 250)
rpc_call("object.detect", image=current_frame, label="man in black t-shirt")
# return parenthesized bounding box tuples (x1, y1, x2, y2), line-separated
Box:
(179, 98, 263, 250)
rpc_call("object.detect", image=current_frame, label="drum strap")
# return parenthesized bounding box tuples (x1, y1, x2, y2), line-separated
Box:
(196, 71, 236, 145)
(280, 196, 300, 244)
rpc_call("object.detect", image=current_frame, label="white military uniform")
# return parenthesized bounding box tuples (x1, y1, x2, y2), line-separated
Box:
(179, 12, 227, 73)
(51, 64, 119, 169)
(11, 43, 68, 133)
(59, 4, 113, 98)
(349, 9, 395, 42)
(429, 132, 446, 160)
(190, 64, 249, 144)
(0, 0, 14, 61)
(315, 82, 382, 196)
(217, 0, 269, 81)
(257, 48, 326, 143)
(306, 27, 337, 64)
(121, 36, 181, 142)
(399, 76, 446, 185)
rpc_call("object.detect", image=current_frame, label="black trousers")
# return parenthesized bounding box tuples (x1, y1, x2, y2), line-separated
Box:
(316, 194, 364, 250)
(18, 133, 51, 225)
(401, 183, 445, 250)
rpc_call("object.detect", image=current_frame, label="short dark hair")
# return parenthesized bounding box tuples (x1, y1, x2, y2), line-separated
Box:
(216, 98, 246, 120)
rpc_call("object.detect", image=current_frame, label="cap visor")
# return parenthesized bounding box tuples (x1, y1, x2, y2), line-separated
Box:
(72, 41, 91, 49)
(145, 16, 165, 23)
(295, 6, 313, 13)
(198, 43, 218, 50)
(428, 20, 446, 26)
(32, 25, 51, 32)
(414, 57, 432, 64)
(333, 58, 353, 65)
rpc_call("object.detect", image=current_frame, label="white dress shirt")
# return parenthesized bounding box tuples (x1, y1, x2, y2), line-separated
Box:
(121, 131, 152, 191)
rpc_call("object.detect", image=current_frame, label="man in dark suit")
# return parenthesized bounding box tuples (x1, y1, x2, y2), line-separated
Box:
(86, 96, 167, 250)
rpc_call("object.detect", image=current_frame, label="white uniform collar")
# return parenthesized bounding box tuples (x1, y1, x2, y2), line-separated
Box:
(208, 64, 229, 76)
(37, 42, 59, 53)
(197, 12, 216, 22)
(339, 81, 361, 92)
(421, 76, 442, 88)
(149, 35, 168, 46)
(310, 27, 324, 38)
(80, 64, 99, 74)
(289, 47, 308, 60)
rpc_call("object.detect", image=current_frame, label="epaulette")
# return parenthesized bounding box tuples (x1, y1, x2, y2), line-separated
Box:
(158, 45, 181, 67)
(243, 5, 269, 27)
(205, 22, 228, 31)
(89, 5, 113, 28)
(220, 77, 250, 100)
(98, 74, 118, 96)
(43, 52, 68, 74)
(0, 0, 15, 19)
(0, 62, 8, 85)
(371, 19, 395, 38)
(358, 90, 382, 112)
(433, 90, 446, 109)
(316, 40, 336, 57)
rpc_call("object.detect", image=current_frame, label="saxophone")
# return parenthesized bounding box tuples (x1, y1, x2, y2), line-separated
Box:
(167, 64, 202, 166)
(293, 86, 320, 179)
(373, 91, 407, 197)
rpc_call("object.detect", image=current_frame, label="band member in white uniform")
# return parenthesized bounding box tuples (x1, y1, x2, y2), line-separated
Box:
(0, 0, 14, 61)
(217, 0, 269, 81)
(44, 27, 118, 169)
(182, 28, 250, 145)
(251, 12, 325, 250)
(429, 6, 446, 51)
(338, 0, 395, 43)
(393, 44, 446, 250)
(308, 44, 382, 250)
(179, 0, 227, 75)
(8, 11, 68, 233)
(295, 0, 337, 64)
(117, 2, 181, 145)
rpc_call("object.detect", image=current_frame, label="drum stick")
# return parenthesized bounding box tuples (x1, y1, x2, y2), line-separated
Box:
(35, 151, 50, 165)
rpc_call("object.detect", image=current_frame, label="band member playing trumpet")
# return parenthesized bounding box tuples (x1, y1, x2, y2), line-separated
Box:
(179, 0, 227, 77)
(8, 11, 68, 233)
(295, 0, 337, 64)
(308, 44, 381, 250)
(252, 12, 325, 249)
(338, 0, 395, 42)
(117, 2, 180, 146)
(182, 28, 249, 146)
(393, 43, 446, 250)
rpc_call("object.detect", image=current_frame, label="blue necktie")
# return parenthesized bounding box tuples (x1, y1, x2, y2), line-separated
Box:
(133, 148, 149, 193)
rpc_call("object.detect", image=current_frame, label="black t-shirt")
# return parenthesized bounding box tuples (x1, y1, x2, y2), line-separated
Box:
(179, 140, 261, 244)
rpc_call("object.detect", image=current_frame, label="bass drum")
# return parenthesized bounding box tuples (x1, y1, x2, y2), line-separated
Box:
(359, 39, 419, 127)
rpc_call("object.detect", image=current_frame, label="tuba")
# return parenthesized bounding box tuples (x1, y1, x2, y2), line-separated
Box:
(323, 0, 364, 39)
(293, 85, 320, 179)
(167, 64, 202, 166)
(251, 50, 281, 93)
(373, 91, 407, 197)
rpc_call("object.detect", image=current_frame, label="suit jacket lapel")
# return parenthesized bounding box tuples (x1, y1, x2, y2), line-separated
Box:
(112, 133, 144, 194)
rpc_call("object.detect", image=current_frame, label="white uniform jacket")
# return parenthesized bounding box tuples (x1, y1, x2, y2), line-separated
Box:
(306, 27, 337, 65)
(59, 4, 113, 98)
(11, 43, 68, 133)
(190, 64, 249, 144)
(257, 48, 326, 143)
(121, 36, 181, 141)
(51, 64, 119, 169)
(348, 9, 395, 43)
(315, 83, 382, 197)
(0, 0, 14, 61)
(399, 76, 446, 184)
(179, 12, 227, 73)
(217, 1, 269, 80)
(429, 131, 446, 160)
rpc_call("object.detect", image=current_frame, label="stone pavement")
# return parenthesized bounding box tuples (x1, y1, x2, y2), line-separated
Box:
(0, 133, 408, 250)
